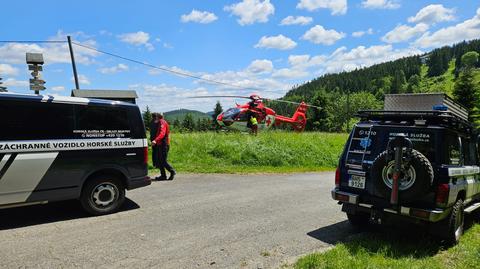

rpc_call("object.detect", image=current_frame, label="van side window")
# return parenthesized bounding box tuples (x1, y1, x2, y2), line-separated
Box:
(0, 100, 74, 140)
(446, 134, 462, 165)
(75, 105, 129, 132)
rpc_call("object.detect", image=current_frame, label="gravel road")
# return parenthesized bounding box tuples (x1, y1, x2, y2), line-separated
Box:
(0, 172, 355, 269)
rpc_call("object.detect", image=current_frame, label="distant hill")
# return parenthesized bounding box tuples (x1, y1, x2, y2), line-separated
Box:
(164, 109, 211, 122)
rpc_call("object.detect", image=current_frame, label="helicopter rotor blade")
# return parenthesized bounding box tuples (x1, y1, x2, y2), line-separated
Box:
(263, 98, 322, 109)
(188, 95, 251, 99)
(188, 95, 321, 109)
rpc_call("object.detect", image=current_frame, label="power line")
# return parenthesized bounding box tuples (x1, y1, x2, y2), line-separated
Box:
(0, 39, 266, 93)
(71, 41, 261, 91)
(0, 40, 66, 43)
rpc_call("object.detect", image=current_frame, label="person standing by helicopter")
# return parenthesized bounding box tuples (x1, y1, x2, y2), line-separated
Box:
(249, 113, 258, 136)
(152, 113, 176, 180)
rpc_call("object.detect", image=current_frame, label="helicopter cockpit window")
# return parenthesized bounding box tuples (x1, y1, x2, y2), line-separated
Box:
(223, 108, 241, 119)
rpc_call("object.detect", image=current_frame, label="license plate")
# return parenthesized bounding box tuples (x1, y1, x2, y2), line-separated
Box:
(348, 175, 365, 189)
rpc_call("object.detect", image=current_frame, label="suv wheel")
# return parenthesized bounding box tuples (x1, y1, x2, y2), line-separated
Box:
(347, 212, 370, 227)
(371, 149, 433, 202)
(444, 199, 464, 245)
(80, 176, 125, 215)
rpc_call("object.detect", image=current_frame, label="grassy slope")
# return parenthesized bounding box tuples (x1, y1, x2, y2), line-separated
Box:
(418, 61, 480, 96)
(418, 60, 456, 95)
(294, 223, 480, 269)
(148, 131, 348, 173)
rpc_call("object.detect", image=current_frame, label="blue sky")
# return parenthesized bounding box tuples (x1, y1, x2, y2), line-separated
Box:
(0, 0, 479, 112)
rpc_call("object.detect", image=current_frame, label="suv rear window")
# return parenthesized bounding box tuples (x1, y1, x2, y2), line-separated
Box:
(347, 125, 437, 165)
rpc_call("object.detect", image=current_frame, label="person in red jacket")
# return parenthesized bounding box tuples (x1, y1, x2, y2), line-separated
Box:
(152, 113, 176, 180)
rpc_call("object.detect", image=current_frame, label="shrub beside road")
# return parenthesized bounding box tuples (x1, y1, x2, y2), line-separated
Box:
(148, 131, 348, 173)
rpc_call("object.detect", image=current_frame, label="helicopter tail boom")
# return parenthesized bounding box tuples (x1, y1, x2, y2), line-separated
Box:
(274, 102, 308, 131)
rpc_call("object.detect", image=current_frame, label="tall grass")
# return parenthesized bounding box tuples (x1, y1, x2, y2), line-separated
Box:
(148, 131, 348, 173)
(294, 223, 480, 269)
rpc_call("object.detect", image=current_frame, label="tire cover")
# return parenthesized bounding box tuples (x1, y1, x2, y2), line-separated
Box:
(370, 149, 434, 202)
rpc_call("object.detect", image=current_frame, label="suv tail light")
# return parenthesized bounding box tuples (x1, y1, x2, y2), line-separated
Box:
(335, 167, 340, 188)
(143, 147, 148, 165)
(436, 184, 449, 204)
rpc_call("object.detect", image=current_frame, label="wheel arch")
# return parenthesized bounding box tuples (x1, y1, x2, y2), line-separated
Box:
(456, 190, 466, 201)
(81, 166, 129, 193)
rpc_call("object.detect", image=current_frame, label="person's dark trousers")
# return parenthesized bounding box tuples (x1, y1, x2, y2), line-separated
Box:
(159, 144, 175, 180)
(150, 120, 160, 170)
(151, 145, 160, 168)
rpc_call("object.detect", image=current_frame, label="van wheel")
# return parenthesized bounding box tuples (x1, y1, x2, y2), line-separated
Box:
(444, 199, 464, 245)
(80, 176, 125, 215)
(371, 149, 433, 202)
(347, 212, 370, 227)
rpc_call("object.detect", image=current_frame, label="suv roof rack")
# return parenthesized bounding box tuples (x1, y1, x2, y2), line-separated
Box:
(384, 93, 469, 121)
(357, 110, 474, 133)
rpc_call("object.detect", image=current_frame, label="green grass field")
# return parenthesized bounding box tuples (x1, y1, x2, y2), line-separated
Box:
(294, 222, 480, 269)
(148, 131, 348, 174)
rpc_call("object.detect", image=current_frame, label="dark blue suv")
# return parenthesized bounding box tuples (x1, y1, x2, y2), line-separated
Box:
(332, 104, 480, 244)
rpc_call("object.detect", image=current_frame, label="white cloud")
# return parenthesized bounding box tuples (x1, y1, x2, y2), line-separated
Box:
(131, 42, 425, 112)
(73, 74, 90, 85)
(352, 31, 365, 38)
(3, 78, 29, 87)
(382, 23, 429, 43)
(408, 4, 455, 25)
(118, 31, 154, 51)
(98, 63, 129, 74)
(272, 68, 310, 79)
(302, 25, 345, 45)
(414, 8, 480, 48)
(99, 30, 113, 36)
(181, 10, 218, 24)
(224, 0, 275, 25)
(280, 16, 313, 26)
(352, 28, 373, 38)
(0, 64, 19, 76)
(361, 0, 400, 10)
(255, 35, 297, 50)
(322, 45, 422, 74)
(296, 0, 347, 15)
(163, 43, 174, 49)
(278, 45, 421, 76)
(51, 86, 66, 92)
(197, 70, 289, 95)
(0, 31, 99, 65)
(135, 73, 290, 112)
(288, 55, 311, 67)
(147, 65, 195, 77)
(247, 59, 274, 73)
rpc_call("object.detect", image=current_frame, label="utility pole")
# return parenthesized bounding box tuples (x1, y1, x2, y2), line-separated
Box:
(67, 35, 80, 90)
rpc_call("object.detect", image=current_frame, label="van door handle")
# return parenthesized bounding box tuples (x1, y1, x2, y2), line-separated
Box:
(126, 153, 137, 156)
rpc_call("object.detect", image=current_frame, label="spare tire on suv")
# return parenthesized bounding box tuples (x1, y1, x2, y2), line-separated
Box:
(371, 149, 434, 202)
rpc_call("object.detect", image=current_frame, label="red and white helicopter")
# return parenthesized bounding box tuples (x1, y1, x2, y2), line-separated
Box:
(194, 94, 320, 132)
